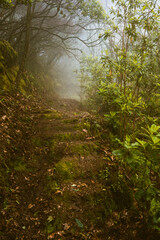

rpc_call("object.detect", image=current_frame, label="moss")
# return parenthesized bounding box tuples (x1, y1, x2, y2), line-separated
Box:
(1, 74, 12, 91)
(50, 140, 57, 155)
(43, 110, 62, 120)
(54, 156, 81, 181)
(11, 66, 18, 78)
(54, 133, 73, 141)
(20, 117, 32, 123)
(44, 217, 62, 234)
(0, 41, 18, 91)
(0, 41, 17, 68)
(0, 61, 5, 72)
(32, 138, 42, 147)
(45, 175, 60, 195)
(0, 41, 29, 94)
(13, 161, 27, 172)
(63, 118, 79, 124)
(53, 132, 86, 141)
(67, 142, 99, 155)
(32, 138, 51, 147)
(0, 66, 19, 92)
(54, 123, 79, 132)
(55, 133, 72, 141)
(32, 138, 63, 162)
(55, 159, 76, 181)
(19, 77, 27, 95)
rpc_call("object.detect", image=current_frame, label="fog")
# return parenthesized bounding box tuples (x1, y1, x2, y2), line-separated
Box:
(52, 56, 81, 100)
(0, 0, 112, 100)
(53, 42, 104, 100)
(52, 0, 112, 100)
(53, 37, 104, 100)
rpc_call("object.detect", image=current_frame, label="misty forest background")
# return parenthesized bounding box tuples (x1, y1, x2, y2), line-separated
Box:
(0, 0, 160, 239)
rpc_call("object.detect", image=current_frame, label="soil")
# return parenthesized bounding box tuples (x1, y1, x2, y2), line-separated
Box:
(0, 96, 160, 240)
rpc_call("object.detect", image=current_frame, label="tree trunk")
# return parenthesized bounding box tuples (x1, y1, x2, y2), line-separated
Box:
(15, 2, 32, 90)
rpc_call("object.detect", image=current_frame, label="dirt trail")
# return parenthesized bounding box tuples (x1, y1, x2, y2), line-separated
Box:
(1, 99, 108, 239)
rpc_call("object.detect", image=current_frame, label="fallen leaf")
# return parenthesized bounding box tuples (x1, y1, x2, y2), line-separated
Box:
(75, 218, 84, 228)
(86, 137, 95, 140)
(55, 190, 62, 195)
(111, 155, 114, 160)
(47, 216, 54, 222)
(48, 231, 64, 238)
(57, 231, 64, 236)
(81, 183, 87, 187)
(2, 115, 7, 120)
(107, 219, 114, 227)
(28, 204, 35, 209)
(82, 129, 88, 133)
(71, 184, 76, 187)
(63, 223, 70, 230)
(48, 233, 55, 239)
(72, 188, 79, 192)
(104, 150, 110, 155)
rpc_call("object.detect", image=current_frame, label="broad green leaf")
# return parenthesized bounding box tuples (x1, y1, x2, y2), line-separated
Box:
(126, 135, 130, 143)
(126, 155, 134, 164)
(131, 142, 140, 148)
(151, 135, 160, 144)
(157, 217, 160, 224)
(110, 111, 116, 118)
(149, 124, 160, 134)
(136, 138, 147, 149)
(112, 149, 123, 156)
(104, 114, 110, 118)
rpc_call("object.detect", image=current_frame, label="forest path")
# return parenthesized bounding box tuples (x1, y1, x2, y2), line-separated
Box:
(1, 99, 109, 240)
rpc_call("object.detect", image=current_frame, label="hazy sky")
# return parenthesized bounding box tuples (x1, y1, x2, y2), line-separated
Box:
(100, 0, 112, 9)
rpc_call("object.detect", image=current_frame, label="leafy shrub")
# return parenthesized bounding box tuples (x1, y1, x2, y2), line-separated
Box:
(113, 124, 160, 229)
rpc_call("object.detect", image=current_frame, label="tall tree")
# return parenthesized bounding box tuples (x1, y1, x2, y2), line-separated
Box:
(15, 1, 32, 89)
(0, 0, 106, 89)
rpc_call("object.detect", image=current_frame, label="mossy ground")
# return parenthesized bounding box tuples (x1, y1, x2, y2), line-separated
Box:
(0, 98, 159, 240)
(42, 109, 63, 120)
